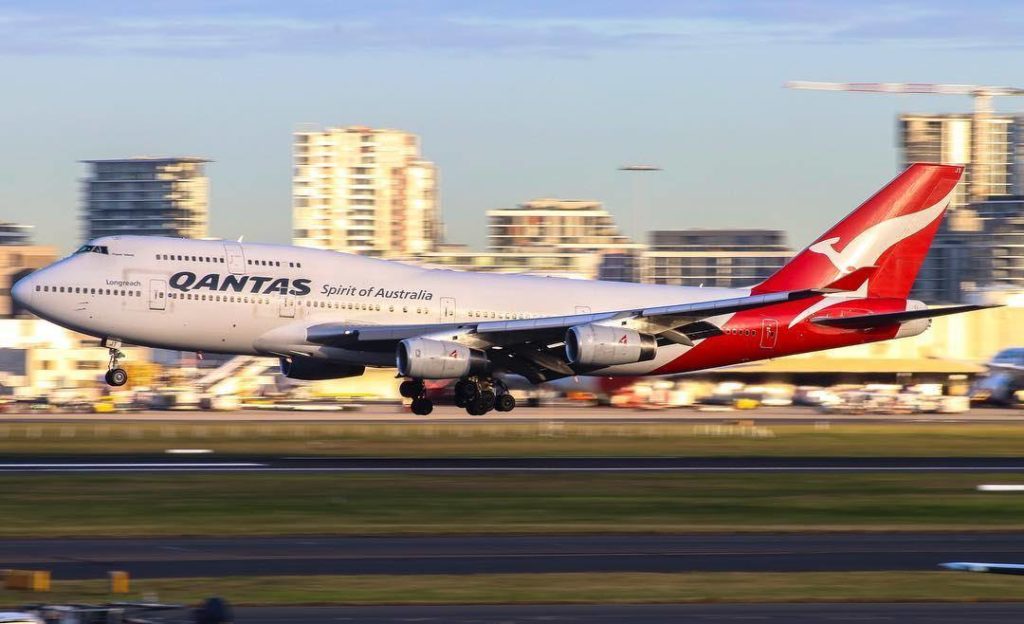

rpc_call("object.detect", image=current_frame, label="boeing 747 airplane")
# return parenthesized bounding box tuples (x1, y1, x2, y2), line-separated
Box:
(12, 164, 990, 415)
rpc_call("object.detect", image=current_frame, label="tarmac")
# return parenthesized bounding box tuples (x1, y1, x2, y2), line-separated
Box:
(7, 532, 1024, 579)
(234, 603, 1024, 623)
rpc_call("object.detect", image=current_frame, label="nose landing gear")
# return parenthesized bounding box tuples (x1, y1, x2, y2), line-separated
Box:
(104, 347, 128, 387)
(400, 378, 433, 416)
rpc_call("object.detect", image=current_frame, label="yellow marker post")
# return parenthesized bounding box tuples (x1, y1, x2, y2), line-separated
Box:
(4, 569, 50, 591)
(109, 570, 130, 594)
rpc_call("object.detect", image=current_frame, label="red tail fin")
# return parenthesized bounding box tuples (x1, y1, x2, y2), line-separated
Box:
(755, 163, 963, 298)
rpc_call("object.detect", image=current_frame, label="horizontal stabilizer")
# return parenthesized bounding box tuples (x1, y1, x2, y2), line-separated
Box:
(811, 304, 996, 330)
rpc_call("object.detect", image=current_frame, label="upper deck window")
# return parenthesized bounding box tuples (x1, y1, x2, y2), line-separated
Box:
(75, 245, 109, 255)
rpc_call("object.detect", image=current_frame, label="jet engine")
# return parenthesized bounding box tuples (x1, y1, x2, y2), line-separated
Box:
(565, 324, 657, 368)
(396, 337, 491, 379)
(279, 356, 365, 380)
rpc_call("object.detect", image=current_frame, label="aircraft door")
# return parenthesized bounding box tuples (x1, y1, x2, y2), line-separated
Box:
(279, 297, 296, 318)
(149, 279, 167, 311)
(224, 242, 247, 275)
(760, 319, 778, 349)
(441, 297, 456, 321)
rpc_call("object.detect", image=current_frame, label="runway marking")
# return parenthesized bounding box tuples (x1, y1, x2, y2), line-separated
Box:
(0, 463, 1023, 473)
(978, 484, 1024, 491)
(0, 462, 263, 470)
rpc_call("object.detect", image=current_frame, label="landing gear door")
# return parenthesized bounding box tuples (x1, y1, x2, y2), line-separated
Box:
(224, 242, 246, 275)
(760, 319, 778, 349)
(441, 297, 456, 322)
(149, 279, 167, 311)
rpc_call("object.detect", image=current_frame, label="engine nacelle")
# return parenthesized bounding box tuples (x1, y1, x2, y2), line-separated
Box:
(565, 324, 657, 368)
(279, 356, 365, 380)
(396, 338, 491, 379)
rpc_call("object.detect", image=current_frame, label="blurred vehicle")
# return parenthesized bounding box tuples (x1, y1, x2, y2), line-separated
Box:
(971, 347, 1024, 406)
(0, 614, 43, 624)
(17, 598, 231, 624)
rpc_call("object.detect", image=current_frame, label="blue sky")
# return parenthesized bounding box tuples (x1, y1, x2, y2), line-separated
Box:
(2, 1, 1023, 252)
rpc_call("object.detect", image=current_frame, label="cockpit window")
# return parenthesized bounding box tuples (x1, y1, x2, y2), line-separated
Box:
(75, 245, 110, 255)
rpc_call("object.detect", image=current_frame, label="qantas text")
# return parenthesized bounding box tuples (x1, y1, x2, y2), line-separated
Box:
(169, 272, 312, 296)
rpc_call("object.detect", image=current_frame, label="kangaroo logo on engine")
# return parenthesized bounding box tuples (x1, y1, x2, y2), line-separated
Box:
(170, 272, 311, 296)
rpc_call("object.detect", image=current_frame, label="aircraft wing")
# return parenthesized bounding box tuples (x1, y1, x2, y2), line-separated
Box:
(941, 562, 1024, 575)
(303, 273, 871, 382)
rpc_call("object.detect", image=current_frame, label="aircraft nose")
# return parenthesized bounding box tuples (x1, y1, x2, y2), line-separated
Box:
(11, 272, 36, 312)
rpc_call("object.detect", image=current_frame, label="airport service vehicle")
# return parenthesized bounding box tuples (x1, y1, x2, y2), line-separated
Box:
(13, 164, 990, 415)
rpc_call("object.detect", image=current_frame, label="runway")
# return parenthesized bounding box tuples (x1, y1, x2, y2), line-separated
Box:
(8, 532, 1024, 579)
(232, 603, 1024, 624)
(4, 454, 1024, 472)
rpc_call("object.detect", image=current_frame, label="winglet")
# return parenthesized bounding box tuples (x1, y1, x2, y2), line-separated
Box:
(817, 266, 877, 293)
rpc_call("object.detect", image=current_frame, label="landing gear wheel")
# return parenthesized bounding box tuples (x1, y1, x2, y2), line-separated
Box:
(466, 398, 487, 416)
(478, 389, 496, 412)
(454, 395, 468, 408)
(495, 393, 516, 412)
(105, 368, 128, 387)
(400, 379, 424, 399)
(410, 397, 433, 416)
(455, 379, 480, 402)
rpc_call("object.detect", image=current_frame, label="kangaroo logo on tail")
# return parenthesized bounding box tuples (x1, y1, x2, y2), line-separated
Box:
(808, 194, 951, 275)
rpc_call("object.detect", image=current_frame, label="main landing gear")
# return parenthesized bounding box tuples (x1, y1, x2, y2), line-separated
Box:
(104, 347, 128, 387)
(454, 377, 515, 416)
(400, 378, 433, 416)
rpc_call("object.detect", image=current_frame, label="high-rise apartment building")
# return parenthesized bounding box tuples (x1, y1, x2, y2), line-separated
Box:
(899, 114, 1024, 211)
(902, 114, 1024, 301)
(914, 196, 1024, 303)
(408, 198, 638, 279)
(82, 158, 209, 242)
(0, 223, 33, 247)
(641, 229, 793, 288)
(292, 126, 439, 257)
(487, 199, 634, 253)
(0, 224, 57, 318)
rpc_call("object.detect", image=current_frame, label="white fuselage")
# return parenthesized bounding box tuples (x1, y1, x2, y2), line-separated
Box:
(14, 236, 746, 375)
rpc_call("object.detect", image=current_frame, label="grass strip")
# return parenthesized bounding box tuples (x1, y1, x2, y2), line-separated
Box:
(0, 422, 1023, 456)
(3, 472, 1024, 537)
(3, 572, 1024, 606)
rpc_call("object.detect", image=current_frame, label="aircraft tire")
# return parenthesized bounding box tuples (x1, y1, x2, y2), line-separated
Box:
(399, 379, 423, 399)
(479, 389, 496, 412)
(411, 398, 433, 416)
(106, 368, 128, 387)
(495, 394, 516, 412)
(455, 379, 479, 402)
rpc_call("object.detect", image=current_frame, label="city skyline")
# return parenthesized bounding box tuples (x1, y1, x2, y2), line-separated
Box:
(2, 2, 1024, 253)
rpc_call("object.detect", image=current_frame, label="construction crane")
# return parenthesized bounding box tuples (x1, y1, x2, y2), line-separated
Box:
(786, 81, 1024, 116)
(786, 81, 1024, 202)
